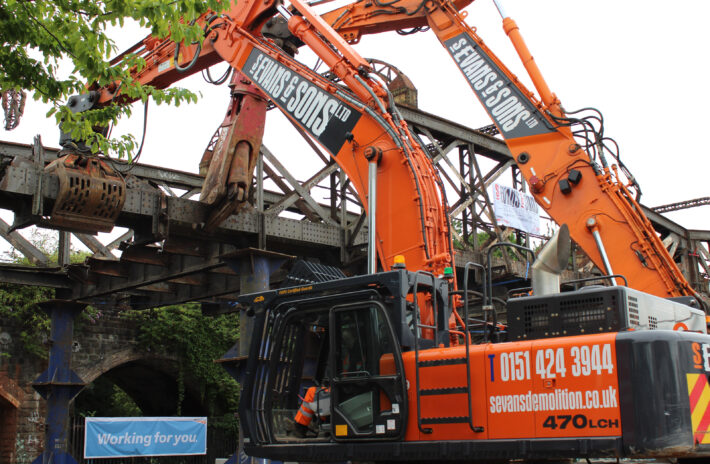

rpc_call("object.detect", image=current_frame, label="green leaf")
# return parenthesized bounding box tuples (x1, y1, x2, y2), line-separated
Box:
(1, 0, 218, 158)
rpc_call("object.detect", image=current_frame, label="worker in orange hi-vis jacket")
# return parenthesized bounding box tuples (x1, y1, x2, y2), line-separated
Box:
(293, 327, 363, 438)
(293, 384, 329, 437)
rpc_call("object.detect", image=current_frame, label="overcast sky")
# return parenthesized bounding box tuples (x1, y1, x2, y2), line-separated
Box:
(3, 0, 708, 237)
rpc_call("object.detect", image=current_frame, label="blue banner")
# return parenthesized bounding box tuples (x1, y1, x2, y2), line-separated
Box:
(84, 417, 207, 458)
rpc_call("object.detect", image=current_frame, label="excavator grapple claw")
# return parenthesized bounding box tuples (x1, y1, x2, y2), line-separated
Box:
(44, 153, 126, 234)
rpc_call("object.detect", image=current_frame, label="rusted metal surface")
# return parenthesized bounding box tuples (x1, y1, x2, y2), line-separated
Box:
(85, 257, 128, 277)
(162, 236, 214, 257)
(653, 196, 710, 213)
(0, 217, 49, 266)
(120, 245, 169, 266)
(74, 233, 115, 258)
(368, 58, 418, 108)
(44, 153, 126, 234)
(0, 265, 69, 288)
(0, 103, 706, 309)
(201, 72, 268, 231)
(1, 89, 25, 131)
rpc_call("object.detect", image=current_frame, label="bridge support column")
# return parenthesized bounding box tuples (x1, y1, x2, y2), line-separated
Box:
(238, 254, 270, 359)
(219, 248, 291, 464)
(32, 300, 86, 464)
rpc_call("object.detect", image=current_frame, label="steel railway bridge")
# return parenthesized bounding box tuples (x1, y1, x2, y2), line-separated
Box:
(1, 98, 708, 463)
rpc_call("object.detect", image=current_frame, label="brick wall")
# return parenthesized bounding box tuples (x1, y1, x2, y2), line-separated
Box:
(13, 391, 45, 464)
(0, 332, 46, 464)
(0, 399, 17, 464)
(0, 362, 22, 464)
(0, 309, 147, 463)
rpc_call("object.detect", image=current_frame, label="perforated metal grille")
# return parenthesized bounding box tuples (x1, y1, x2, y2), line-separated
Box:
(508, 288, 623, 340)
(522, 303, 550, 337)
(560, 296, 607, 325)
(627, 296, 640, 327)
(46, 156, 126, 233)
(56, 175, 123, 219)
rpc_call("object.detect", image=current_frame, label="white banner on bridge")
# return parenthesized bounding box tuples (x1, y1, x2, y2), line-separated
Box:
(490, 184, 540, 235)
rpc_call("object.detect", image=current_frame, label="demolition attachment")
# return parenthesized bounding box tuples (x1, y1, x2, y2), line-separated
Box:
(44, 154, 126, 234)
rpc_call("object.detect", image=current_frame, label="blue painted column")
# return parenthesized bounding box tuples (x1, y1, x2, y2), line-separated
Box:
(238, 254, 270, 360)
(32, 300, 86, 464)
(219, 249, 291, 464)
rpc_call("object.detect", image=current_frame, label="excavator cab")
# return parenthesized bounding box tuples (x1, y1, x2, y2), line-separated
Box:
(237, 270, 450, 457)
(329, 304, 400, 438)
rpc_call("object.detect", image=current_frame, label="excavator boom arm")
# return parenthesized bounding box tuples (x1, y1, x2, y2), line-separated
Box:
(323, 0, 696, 299)
(75, 0, 455, 283)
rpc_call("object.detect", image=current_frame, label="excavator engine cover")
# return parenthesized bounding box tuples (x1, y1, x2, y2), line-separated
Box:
(507, 286, 707, 340)
(45, 154, 126, 234)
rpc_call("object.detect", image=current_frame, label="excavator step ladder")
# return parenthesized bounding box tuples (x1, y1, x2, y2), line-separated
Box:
(411, 271, 483, 433)
(412, 264, 487, 434)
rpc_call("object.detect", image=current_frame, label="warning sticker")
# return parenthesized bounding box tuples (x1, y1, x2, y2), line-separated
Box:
(687, 373, 710, 444)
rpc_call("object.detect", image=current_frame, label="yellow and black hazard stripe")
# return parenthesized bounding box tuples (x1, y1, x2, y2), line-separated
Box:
(687, 373, 710, 444)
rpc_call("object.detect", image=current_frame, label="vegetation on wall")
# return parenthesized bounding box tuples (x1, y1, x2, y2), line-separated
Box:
(70, 304, 240, 424)
(74, 377, 142, 417)
(1, 231, 240, 422)
(3, 287, 242, 420)
(451, 219, 533, 261)
(124, 304, 241, 417)
(0, 230, 88, 358)
(0, 283, 54, 359)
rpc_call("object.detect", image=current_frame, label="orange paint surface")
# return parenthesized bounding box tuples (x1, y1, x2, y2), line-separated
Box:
(402, 333, 621, 441)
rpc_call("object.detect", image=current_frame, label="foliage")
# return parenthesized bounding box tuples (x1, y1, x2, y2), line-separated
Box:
(451, 219, 530, 261)
(0, 283, 54, 358)
(124, 303, 241, 416)
(0, 229, 107, 357)
(0, 229, 239, 423)
(74, 376, 142, 417)
(3, 229, 92, 266)
(0, 0, 224, 159)
(0, 230, 60, 358)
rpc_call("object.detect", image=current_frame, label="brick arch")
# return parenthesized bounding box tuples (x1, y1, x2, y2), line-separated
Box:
(0, 373, 22, 464)
(73, 348, 207, 416)
(74, 347, 178, 386)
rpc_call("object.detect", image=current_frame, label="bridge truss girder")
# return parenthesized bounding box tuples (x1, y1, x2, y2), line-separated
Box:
(0, 104, 706, 309)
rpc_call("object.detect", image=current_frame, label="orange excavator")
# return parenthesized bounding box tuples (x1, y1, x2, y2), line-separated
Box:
(233, 2, 710, 463)
(57, 0, 710, 461)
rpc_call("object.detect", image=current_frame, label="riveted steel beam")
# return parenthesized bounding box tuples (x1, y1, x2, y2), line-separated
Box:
(0, 217, 49, 266)
(0, 95, 708, 304)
